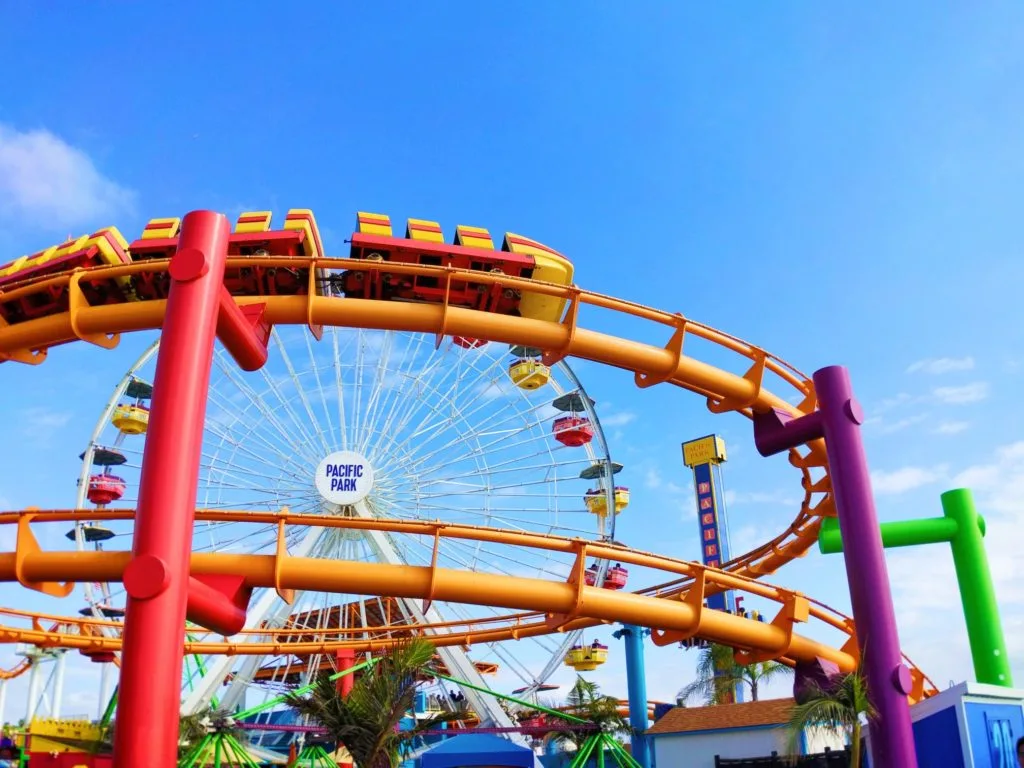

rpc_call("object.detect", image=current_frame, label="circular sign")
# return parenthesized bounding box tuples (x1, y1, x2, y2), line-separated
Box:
(314, 450, 375, 506)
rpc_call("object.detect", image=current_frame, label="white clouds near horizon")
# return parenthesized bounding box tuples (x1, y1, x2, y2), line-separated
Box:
(933, 382, 990, 404)
(906, 357, 975, 375)
(0, 123, 135, 232)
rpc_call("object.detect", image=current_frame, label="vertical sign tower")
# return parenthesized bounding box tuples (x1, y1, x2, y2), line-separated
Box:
(681, 434, 742, 703)
(682, 434, 735, 611)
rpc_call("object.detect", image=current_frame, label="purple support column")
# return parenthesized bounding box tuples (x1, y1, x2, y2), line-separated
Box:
(754, 365, 916, 768)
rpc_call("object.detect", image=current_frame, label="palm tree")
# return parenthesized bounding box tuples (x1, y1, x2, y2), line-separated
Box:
(678, 643, 791, 705)
(548, 676, 629, 751)
(285, 638, 466, 768)
(784, 670, 874, 767)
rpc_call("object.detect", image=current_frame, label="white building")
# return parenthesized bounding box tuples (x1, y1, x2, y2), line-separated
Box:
(647, 697, 846, 767)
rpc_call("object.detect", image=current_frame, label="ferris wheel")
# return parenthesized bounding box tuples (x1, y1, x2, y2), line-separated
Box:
(70, 327, 626, 726)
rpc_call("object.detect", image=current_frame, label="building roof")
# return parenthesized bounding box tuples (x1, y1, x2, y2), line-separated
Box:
(647, 698, 796, 736)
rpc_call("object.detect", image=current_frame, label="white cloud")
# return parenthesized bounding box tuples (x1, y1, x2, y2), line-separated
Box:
(876, 393, 914, 412)
(600, 411, 636, 428)
(722, 488, 800, 507)
(864, 414, 928, 435)
(870, 466, 946, 495)
(643, 466, 690, 498)
(644, 468, 663, 489)
(0, 123, 135, 229)
(907, 357, 975, 375)
(932, 382, 989, 404)
(933, 421, 970, 435)
(21, 407, 72, 430)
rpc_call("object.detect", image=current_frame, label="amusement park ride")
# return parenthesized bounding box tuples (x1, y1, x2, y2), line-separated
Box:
(0, 206, 1011, 768)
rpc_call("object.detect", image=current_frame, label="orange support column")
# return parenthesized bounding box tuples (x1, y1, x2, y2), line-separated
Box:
(113, 211, 256, 768)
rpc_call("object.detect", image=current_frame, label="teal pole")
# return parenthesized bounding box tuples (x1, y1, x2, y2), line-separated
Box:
(817, 487, 1011, 687)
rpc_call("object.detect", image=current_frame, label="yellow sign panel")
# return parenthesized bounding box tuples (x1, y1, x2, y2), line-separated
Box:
(681, 435, 727, 467)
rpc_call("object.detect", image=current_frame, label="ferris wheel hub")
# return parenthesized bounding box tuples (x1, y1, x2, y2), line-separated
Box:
(314, 450, 375, 505)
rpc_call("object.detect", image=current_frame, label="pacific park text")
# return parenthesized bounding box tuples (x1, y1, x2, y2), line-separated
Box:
(324, 463, 365, 492)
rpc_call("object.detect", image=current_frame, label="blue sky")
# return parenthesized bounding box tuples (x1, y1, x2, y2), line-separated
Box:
(1, 3, 1023, 720)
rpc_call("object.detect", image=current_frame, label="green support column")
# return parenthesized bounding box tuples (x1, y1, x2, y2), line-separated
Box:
(942, 489, 1011, 686)
(818, 487, 1012, 687)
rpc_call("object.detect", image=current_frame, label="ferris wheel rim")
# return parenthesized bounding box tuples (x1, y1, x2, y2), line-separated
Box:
(75, 328, 623, 712)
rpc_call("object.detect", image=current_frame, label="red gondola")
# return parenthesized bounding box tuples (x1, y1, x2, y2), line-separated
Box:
(452, 336, 487, 349)
(86, 474, 126, 506)
(584, 562, 629, 590)
(551, 392, 595, 448)
(552, 415, 594, 447)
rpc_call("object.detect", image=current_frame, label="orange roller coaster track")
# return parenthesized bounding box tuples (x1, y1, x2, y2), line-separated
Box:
(0, 229, 927, 767)
(0, 508, 936, 702)
(0, 255, 827, 579)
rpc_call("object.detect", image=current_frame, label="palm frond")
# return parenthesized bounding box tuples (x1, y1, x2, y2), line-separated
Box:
(679, 644, 793, 704)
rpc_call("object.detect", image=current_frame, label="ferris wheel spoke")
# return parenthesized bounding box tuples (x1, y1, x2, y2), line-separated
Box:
(354, 332, 402, 454)
(391, 346, 504, 447)
(205, 397, 316, 483)
(330, 330, 351, 451)
(369, 348, 465, 459)
(211, 357, 310, 455)
(367, 342, 448, 458)
(253, 366, 328, 462)
(302, 330, 337, 443)
(400, 399, 564, 479)
(214, 357, 321, 465)
(270, 329, 332, 456)
(418, 455, 590, 487)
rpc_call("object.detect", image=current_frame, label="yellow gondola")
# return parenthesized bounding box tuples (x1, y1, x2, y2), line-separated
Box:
(508, 359, 550, 390)
(111, 404, 150, 435)
(583, 487, 630, 516)
(564, 642, 608, 672)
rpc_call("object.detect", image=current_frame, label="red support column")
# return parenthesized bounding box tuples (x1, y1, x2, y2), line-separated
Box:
(336, 648, 355, 768)
(112, 211, 234, 768)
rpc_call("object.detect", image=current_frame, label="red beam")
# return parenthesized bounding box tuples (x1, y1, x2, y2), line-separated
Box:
(216, 289, 269, 371)
(113, 211, 248, 768)
(186, 574, 251, 636)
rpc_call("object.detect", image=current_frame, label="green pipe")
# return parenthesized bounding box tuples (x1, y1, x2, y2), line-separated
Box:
(234, 657, 377, 720)
(606, 735, 642, 768)
(431, 670, 588, 723)
(597, 736, 605, 768)
(228, 732, 261, 768)
(100, 686, 118, 726)
(818, 515, 959, 552)
(181, 733, 211, 768)
(570, 734, 599, 768)
(942, 489, 1012, 686)
(817, 487, 1012, 687)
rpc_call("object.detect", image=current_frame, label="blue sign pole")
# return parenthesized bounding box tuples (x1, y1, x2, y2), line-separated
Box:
(615, 625, 652, 768)
(683, 436, 742, 705)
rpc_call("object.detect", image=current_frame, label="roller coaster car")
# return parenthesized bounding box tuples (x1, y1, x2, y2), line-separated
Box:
(341, 213, 574, 323)
(0, 228, 133, 325)
(129, 210, 329, 300)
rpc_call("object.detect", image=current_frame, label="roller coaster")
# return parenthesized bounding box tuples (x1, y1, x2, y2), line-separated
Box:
(0, 209, 929, 767)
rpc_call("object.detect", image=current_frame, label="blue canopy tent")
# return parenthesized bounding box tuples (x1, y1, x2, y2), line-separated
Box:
(419, 733, 541, 767)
